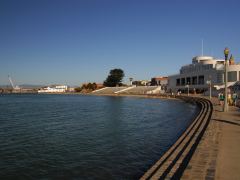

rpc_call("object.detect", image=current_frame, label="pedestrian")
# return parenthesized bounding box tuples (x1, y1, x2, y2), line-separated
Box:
(228, 93, 233, 105)
(218, 93, 221, 105)
(219, 93, 224, 106)
(232, 92, 238, 106)
(177, 90, 181, 96)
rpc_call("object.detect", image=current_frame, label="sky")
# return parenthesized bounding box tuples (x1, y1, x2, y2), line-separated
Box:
(1, 0, 240, 86)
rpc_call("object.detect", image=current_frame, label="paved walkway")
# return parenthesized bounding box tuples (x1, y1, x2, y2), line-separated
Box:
(182, 98, 240, 180)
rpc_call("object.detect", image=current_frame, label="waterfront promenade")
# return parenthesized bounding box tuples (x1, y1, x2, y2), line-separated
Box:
(182, 97, 240, 180)
(140, 95, 240, 179)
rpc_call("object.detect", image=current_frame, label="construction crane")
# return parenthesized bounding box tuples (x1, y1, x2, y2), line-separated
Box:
(8, 75, 20, 90)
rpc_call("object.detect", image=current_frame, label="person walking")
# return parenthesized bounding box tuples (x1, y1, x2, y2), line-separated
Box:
(232, 92, 238, 106)
(218, 93, 221, 105)
(219, 93, 224, 106)
(228, 93, 233, 105)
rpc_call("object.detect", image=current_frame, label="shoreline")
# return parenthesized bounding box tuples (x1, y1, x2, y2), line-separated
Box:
(89, 93, 178, 100)
(1, 92, 179, 100)
(140, 95, 240, 179)
(141, 96, 213, 179)
(2, 92, 239, 178)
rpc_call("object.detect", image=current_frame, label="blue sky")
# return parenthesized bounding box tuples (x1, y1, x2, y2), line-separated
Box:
(1, 0, 240, 86)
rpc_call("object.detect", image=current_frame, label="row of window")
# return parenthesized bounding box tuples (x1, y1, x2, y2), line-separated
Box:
(176, 76, 204, 86)
(176, 71, 240, 86)
(223, 71, 239, 82)
(228, 71, 237, 82)
(180, 64, 213, 74)
(217, 71, 240, 83)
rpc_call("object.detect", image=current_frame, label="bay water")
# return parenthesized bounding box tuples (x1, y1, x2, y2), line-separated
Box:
(0, 94, 199, 179)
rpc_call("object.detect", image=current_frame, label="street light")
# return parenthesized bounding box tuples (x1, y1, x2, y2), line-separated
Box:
(185, 83, 189, 96)
(224, 47, 229, 112)
(206, 80, 211, 100)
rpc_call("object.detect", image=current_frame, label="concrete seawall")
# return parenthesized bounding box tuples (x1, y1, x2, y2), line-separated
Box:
(141, 96, 213, 179)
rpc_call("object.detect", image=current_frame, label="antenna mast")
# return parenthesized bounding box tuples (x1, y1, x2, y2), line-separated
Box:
(201, 39, 204, 56)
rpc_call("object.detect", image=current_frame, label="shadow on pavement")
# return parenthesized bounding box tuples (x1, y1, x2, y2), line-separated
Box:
(212, 119, 240, 126)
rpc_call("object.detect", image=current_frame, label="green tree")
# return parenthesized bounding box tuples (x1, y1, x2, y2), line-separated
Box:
(92, 82, 97, 90)
(104, 69, 125, 87)
(74, 87, 82, 92)
(82, 84, 87, 90)
(86, 83, 93, 90)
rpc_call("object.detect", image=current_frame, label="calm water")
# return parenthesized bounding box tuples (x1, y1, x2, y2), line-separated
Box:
(0, 94, 199, 179)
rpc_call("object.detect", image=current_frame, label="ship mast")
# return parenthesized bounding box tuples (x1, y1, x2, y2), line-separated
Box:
(8, 75, 15, 89)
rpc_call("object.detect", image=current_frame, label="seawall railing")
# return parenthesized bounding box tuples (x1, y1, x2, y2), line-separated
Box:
(141, 96, 213, 180)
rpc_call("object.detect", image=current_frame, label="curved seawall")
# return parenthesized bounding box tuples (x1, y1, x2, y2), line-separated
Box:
(141, 96, 213, 179)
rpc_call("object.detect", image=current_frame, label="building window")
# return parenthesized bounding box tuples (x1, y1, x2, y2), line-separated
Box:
(228, 71, 237, 82)
(198, 75, 204, 85)
(216, 72, 223, 83)
(181, 78, 185, 86)
(192, 76, 197, 85)
(176, 79, 180, 86)
(186, 77, 191, 85)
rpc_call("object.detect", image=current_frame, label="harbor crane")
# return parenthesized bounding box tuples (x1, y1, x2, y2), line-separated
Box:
(8, 75, 20, 90)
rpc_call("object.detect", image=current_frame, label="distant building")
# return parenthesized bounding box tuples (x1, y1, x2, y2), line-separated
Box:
(96, 83, 104, 89)
(168, 55, 240, 93)
(151, 76, 168, 91)
(68, 87, 76, 92)
(38, 85, 68, 93)
(81, 83, 103, 89)
(132, 80, 150, 86)
(151, 76, 168, 86)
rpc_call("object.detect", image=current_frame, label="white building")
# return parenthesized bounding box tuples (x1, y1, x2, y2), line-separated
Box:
(168, 55, 240, 93)
(38, 85, 68, 93)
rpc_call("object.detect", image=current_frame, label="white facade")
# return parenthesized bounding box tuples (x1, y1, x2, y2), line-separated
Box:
(38, 85, 68, 93)
(168, 56, 240, 92)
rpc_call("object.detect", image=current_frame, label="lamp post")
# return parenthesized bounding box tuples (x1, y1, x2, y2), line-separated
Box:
(206, 80, 212, 100)
(186, 83, 189, 96)
(224, 47, 229, 112)
(209, 80, 212, 100)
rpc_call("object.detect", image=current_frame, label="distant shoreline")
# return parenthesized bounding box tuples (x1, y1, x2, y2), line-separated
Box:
(46, 92, 181, 101)
(89, 93, 178, 100)
(1, 91, 178, 99)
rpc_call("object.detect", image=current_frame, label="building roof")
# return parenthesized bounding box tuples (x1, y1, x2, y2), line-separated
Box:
(152, 77, 168, 80)
(233, 81, 240, 86)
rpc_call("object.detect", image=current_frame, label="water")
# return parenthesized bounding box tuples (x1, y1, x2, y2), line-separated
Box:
(0, 94, 199, 179)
